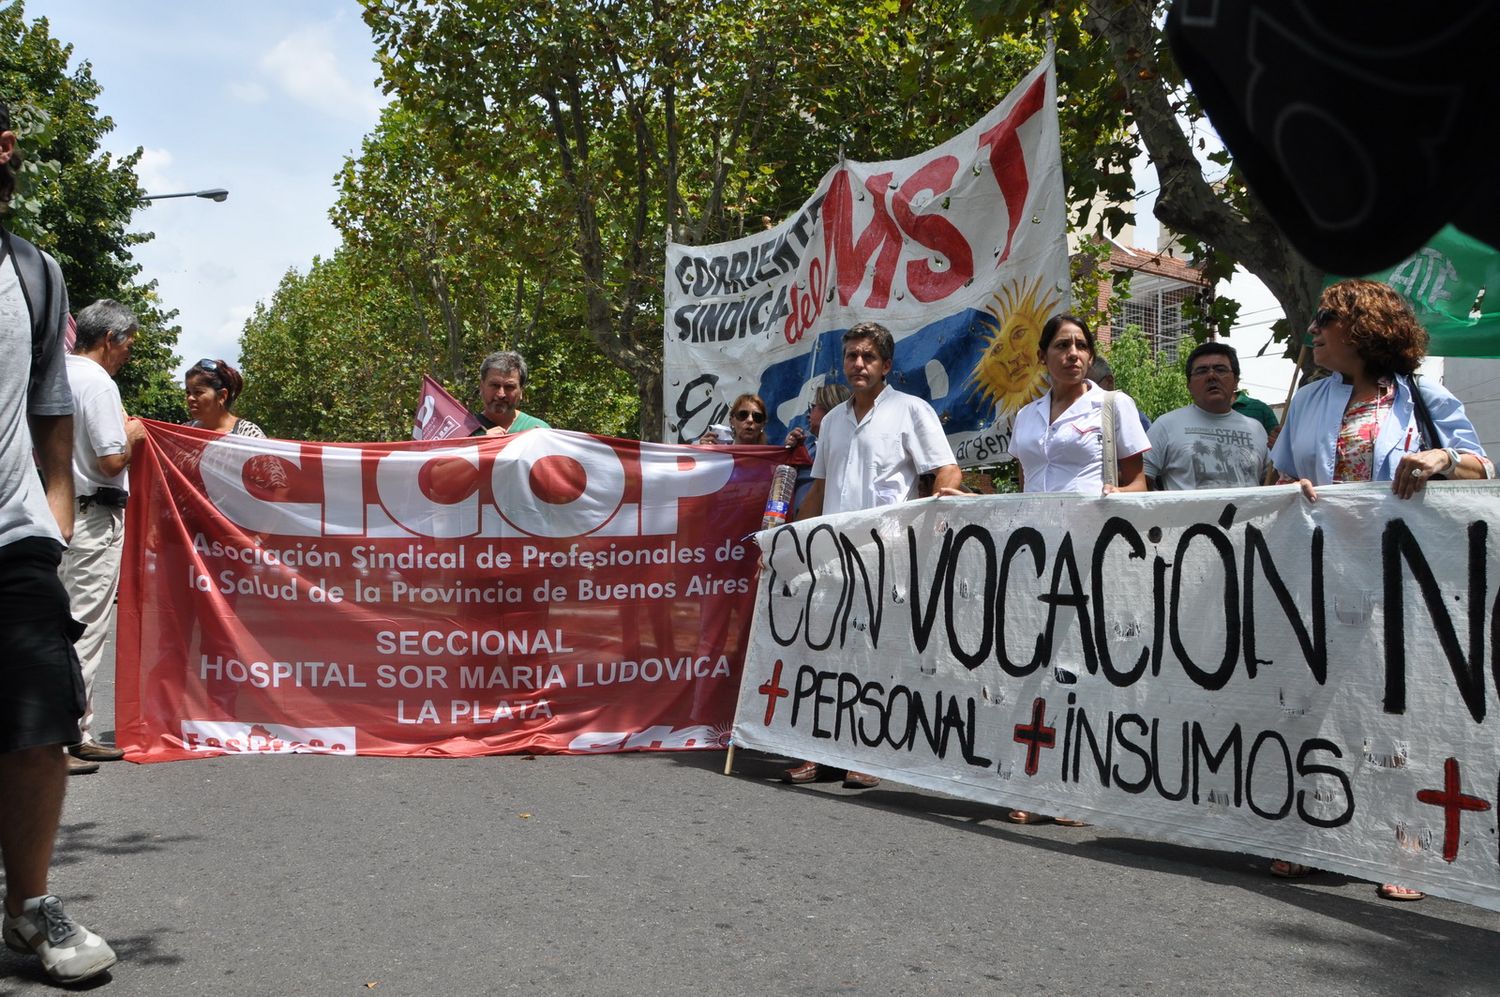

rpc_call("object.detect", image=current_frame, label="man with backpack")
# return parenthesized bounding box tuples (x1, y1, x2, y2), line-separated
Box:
(0, 99, 117, 984)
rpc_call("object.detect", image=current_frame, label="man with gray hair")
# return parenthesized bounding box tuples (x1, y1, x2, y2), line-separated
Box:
(471, 350, 549, 436)
(0, 101, 118, 983)
(59, 299, 144, 771)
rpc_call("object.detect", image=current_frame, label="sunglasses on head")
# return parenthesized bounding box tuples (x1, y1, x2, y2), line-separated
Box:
(733, 409, 766, 423)
(193, 358, 220, 374)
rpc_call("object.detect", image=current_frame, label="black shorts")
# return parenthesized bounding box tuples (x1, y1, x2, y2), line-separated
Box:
(0, 537, 85, 752)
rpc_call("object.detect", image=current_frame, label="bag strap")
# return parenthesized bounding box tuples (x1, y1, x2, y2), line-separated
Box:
(1100, 389, 1119, 488)
(1407, 374, 1444, 451)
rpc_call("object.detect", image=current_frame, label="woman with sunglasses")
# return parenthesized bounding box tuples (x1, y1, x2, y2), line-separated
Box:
(1273, 279, 1491, 501)
(184, 358, 287, 489)
(1268, 278, 1491, 901)
(1010, 313, 1151, 496)
(185, 358, 268, 438)
(698, 393, 769, 445)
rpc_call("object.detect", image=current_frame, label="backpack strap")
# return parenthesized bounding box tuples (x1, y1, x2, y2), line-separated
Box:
(1100, 388, 1119, 489)
(1, 225, 56, 395)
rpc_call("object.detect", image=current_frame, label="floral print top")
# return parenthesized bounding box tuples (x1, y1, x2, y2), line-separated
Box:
(1331, 377, 1395, 482)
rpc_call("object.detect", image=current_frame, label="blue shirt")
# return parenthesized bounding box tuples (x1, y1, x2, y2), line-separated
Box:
(1270, 373, 1484, 485)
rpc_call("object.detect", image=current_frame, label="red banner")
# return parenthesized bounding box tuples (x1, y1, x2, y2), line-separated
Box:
(117, 422, 786, 761)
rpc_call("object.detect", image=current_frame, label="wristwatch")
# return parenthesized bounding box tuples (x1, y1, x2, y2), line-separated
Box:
(1443, 447, 1461, 474)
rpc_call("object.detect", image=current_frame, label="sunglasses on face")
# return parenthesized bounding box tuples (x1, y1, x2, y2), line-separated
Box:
(733, 409, 766, 424)
(1311, 308, 1340, 328)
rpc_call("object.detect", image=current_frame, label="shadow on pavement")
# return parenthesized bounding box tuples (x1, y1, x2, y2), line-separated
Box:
(698, 748, 1500, 997)
(51, 822, 198, 870)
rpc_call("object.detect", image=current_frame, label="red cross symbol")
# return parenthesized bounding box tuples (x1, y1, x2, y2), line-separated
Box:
(1416, 757, 1491, 863)
(1012, 697, 1056, 776)
(758, 660, 790, 725)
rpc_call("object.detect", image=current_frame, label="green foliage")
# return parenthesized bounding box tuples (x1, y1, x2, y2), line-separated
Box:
(1068, 237, 1122, 329)
(360, 0, 1094, 438)
(236, 244, 636, 443)
(1102, 324, 1189, 419)
(239, 250, 443, 442)
(0, 1, 182, 417)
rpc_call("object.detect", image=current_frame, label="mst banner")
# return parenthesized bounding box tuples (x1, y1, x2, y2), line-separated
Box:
(734, 484, 1500, 911)
(663, 54, 1067, 466)
(119, 422, 786, 761)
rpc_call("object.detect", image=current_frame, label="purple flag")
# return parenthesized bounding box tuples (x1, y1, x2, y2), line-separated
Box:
(412, 375, 482, 440)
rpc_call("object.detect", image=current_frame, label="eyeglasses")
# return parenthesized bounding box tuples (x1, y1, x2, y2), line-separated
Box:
(733, 409, 766, 424)
(1189, 364, 1234, 378)
(1310, 308, 1340, 328)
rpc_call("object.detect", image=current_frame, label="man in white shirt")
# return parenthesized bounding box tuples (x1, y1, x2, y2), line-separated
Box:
(799, 323, 961, 519)
(59, 300, 144, 768)
(1145, 342, 1268, 490)
(787, 321, 961, 788)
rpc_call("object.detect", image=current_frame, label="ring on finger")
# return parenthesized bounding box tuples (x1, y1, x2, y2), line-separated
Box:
(1410, 467, 1423, 478)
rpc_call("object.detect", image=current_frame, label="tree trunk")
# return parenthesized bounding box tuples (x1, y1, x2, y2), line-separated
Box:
(1084, 0, 1323, 336)
(636, 366, 664, 442)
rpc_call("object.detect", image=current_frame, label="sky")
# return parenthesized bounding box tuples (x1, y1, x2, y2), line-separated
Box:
(25, 0, 386, 377)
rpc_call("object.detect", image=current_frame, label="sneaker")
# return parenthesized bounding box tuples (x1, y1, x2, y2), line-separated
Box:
(2, 895, 117, 983)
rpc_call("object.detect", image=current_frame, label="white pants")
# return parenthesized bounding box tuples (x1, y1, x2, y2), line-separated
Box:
(57, 502, 124, 743)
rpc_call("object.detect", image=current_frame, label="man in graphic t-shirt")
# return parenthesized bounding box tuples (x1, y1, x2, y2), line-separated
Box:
(1145, 342, 1268, 490)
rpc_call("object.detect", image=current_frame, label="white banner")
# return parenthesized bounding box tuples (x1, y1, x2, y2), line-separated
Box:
(733, 483, 1500, 911)
(663, 55, 1068, 465)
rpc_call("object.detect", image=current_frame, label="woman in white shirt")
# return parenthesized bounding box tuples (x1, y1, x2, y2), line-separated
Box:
(1006, 313, 1150, 826)
(1010, 314, 1151, 495)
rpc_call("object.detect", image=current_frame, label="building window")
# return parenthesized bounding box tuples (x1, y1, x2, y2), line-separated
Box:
(1111, 275, 1197, 362)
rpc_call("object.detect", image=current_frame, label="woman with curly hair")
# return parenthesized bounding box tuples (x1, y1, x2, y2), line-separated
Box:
(1272, 278, 1492, 499)
(1268, 278, 1492, 900)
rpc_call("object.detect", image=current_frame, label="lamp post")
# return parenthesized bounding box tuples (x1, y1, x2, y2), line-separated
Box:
(141, 188, 229, 202)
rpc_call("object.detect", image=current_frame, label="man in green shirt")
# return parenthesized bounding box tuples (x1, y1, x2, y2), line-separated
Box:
(471, 350, 550, 436)
(1232, 388, 1279, 435)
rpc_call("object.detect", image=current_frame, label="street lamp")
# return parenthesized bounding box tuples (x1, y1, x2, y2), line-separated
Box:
(141, 188, 229, 202)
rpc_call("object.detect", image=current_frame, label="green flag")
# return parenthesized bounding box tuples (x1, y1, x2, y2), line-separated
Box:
(1362, 226, 1500, 357)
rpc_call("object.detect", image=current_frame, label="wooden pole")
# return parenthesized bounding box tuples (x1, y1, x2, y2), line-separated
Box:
(1264, 342, 1308, 485)
(1281, 342, 1308, 414)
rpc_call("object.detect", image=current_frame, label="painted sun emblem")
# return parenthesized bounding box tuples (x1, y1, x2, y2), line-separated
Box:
(966, 275, 1059, 417)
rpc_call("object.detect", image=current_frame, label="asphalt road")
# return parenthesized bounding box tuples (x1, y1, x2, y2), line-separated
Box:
(5, 615, 1497, 996)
